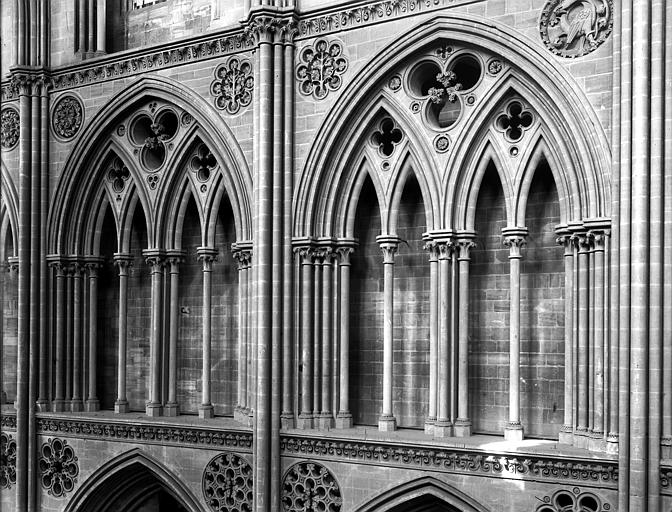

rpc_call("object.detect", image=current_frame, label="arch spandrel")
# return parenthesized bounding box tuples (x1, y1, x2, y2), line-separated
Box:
(48, 75, 252, 255)
(294, 14, 610, 237)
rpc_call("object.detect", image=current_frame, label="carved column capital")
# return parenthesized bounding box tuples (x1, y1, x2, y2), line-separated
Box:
(555, 227, 574, 257)
(376, 235, 400, 264)
(502, 228, 528, 259)
(6, 256, 19, 273)
(571, 232, 591, 253)
(423, 239, 439, 261)
(588, 229, 609, 251)
(82, 256, 104, 277)
(197, 247, 218, 271)
(455, 238, 476, 260)
(232, 248, 252, 270)
(142, 250, 165, 272)
(113, 253, 133, 274)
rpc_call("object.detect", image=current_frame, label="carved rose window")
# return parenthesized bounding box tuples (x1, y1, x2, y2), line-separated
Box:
(52, 95, 84, 140)
(370, 117, 403, 157)
(496, 101, 534, 142)
(211, 57, 254, 115)
(281, 461, 342, 512)
(296, 38, 348, 100)
(540, 0, 613, 58)
(39, 438, 79, 498)
(202, 452, 253, 512)
(0, 433, 17, 489)
(1, 108, 19, 150)
(536, 488, 609, 512)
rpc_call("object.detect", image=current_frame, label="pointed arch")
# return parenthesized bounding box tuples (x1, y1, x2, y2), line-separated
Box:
(1, 162, 19, 258)
(48, 75, 252, 254)
(63, 448, 205, 512)
(354, 476, 491, 512)
(296, 14, 610, 235)
(387, 151, 434, 236)
(84, 189, 114, 256)
(342, 155, 386, 238)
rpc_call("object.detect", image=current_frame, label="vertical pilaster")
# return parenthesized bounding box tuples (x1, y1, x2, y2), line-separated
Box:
(319, 244, 334, 429)
(556, 229, 574, 445)
(454, 234, 475, 437)
(377, 235, 399, 432)
(434, 237, 453, 438)
(164, 251, 184, 417)
(143, 250, 164, 417)
(423, 238, 438, 434)
(575, 232, 590, 447)
(71, 261, 84, 412)
(113, 254, 131, 413)
(233, 246, 252, 423)
(49, 258, 66, 412)
(312, 249, 323, 419)
(503, 228, 527, 441)
(590, 229, 607, 451)
(296, 243, 314, 429)
(335, 243, 354, 429)
(84, 258, 102, 412)
(197, 247, 217, 419)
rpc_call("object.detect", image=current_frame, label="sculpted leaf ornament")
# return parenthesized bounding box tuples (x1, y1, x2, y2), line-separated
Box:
(1, 108, 19, 150)
(296, 38, 348, 100)
(211, 57, 254, 115)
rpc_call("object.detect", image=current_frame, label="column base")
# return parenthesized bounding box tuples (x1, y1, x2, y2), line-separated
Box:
(146, 403, 163, 417)
(335, 412, 352, 429)
(573, 427, 589, 449)
(84, 399, 100, 412)
(114, 400, 129, 413)
(198, 404, 214, 419)
(280, 412, 295, 430)
(163, 403, 179, 417)
(296, 414, 314, 430)
(589, 431, 605, 452)
(504, 422, 524, 442)
(558, 429, 574, 446)
(453, 419, 472, 437)
(317, 414, 334, 430)
(35, 400, 50, 412)
(70, 400, 84, 412)
(433, 420, 453, 438)
(234, 407, 249, 424)
(424, 417, 436, 436)
(378, 415, 397, 432)
(52, 399, 67, 412)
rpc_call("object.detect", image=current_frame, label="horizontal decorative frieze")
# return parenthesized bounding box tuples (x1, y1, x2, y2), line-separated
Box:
(280, 435, 619, 487)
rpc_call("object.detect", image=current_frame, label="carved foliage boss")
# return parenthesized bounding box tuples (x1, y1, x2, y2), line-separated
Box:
(540, 0, 613, 58)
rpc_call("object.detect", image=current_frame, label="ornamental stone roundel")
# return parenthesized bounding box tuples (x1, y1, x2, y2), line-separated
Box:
(202, 452, 253, 512)
(539, 0, 613, 58)
(0, 432, 17, 489)
(211, 57, 254, 115)
(296, 38, 348, 100)
(39, 437, 79, 498)
(281, 461, 342, 512)
(52, 94, 84, 140)
(1, 107, 19, 150)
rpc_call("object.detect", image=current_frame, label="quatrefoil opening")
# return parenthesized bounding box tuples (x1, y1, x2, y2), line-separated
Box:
(107, 157, 131, 193)
(190, 144, 218, 183)
(370, 118, 403, 157)
(496, 101, 534, 142)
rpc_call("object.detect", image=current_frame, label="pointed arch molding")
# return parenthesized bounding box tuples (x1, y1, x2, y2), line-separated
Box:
(63, 448, 206, 512)
(48, 75, 252, 254)
(1, 161, 19, 257)
(294, 14, 611, 236)
(354, 476, 491, 512)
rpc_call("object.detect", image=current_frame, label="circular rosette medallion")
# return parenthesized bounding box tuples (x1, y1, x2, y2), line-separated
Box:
(202, 452, 253, 512)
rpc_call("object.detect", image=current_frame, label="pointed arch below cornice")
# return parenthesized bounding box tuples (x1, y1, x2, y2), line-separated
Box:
(1, 162, 18, 258)
(63, 448, 205, 512)
(298, 92, 440, 237)
(295, 14, 610, 236)
(49, 75, 252, 254)
(342, 155, 386, 238)
(354, 476, 491, 512)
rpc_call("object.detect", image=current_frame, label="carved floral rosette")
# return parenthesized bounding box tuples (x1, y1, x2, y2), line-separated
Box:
(539, 0, 613, 58)
(39, 437, 79, 497)
(202, 452, 253, 512)
(1, 107, 19, 150)
(0, 432, 17, 489)
(211, 57, 254, 115)
(52, 95, 84, 140)
(296, 38, 348, 100)
(281, 461, 342, 512)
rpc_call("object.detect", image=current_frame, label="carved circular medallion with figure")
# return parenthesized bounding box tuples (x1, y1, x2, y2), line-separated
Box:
(540, 0, 613, 58)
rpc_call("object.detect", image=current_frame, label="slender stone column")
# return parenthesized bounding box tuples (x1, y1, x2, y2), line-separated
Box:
(197, 247, 217, 419)
(95, 0, 106, 53)
(319, 246, 335, 429)
(503, 228, 527, 441)
(49, 259, 66, 412)
(377, 235, 399, 432)
(71, 262, 84, 412)
(335, 243, 354, 429)
(296, 244, 314, 429)
(454, 235, 475, 437)
(84, 259, 102, 412)
(113, 254, 131, 413)
(590, 229, 607, 450)
(556, 230, 574, 445)
(575, 232, 590, 446)
(65, 263, 74, 405)
(143, 250, 164, 417)
(163, 251, 184, 417)
(233, 246, 252, 423)
(434, 238, 453, 438)
(423, 239, 439, 434)
(312, 250, 323, 419)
